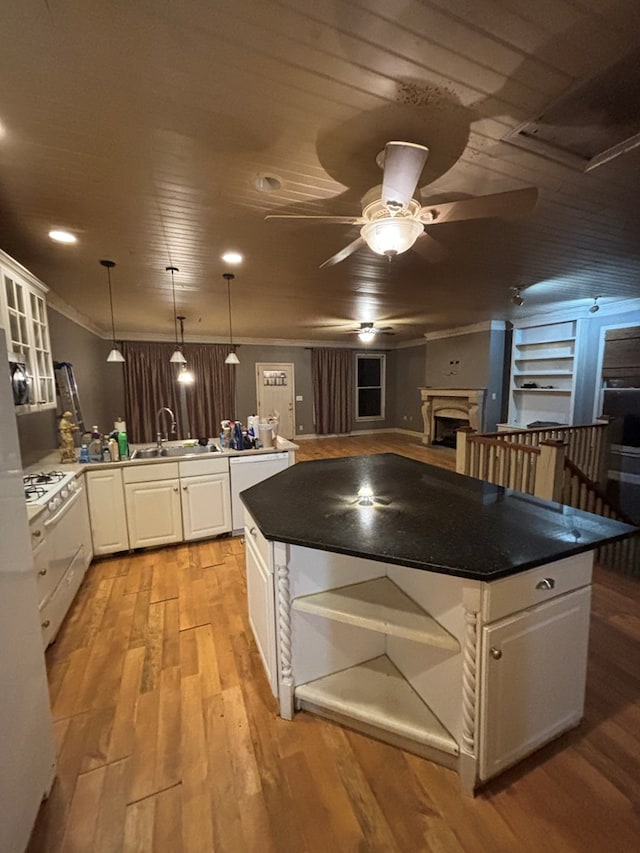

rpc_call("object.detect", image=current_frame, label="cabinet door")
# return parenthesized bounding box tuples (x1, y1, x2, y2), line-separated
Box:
(182, 473, 231, 540)
(86, 469, 129, 555)
(125, 479, 183, 548)
(479, 586, 591, 781)
(245, 534, 277, 697)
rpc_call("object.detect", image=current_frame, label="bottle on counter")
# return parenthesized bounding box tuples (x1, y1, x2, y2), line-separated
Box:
(101, 436, 111, 462)
(79, 432, 91, 463)
(118, 430, 129, 461)
(108, 435, 119, 462)
(88, 425, 103, 462)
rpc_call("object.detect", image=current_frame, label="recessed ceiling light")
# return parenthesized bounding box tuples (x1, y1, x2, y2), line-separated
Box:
(222, 251, 243, 264)
(49, 229, 77, 244)
(254, 174, 282, 192)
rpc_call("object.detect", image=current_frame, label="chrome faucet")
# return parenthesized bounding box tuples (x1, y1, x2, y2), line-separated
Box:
(156, 407, 177, 449)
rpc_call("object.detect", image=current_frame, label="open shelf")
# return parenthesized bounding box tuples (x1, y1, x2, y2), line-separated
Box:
(292, 577, 460, 650)
(295, 655, 459, 756)
(512, 388, 571, 394)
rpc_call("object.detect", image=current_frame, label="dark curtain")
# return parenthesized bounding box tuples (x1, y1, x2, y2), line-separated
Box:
(311, 348, 354, 435)
(122, 342, 235, 443)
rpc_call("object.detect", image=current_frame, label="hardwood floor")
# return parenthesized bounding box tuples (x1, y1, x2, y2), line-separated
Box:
(28, 434, 640, 852)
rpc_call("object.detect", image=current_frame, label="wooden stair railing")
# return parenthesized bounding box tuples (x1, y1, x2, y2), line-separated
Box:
(456, 426, 639, 576)
(561, 458, 639, 576)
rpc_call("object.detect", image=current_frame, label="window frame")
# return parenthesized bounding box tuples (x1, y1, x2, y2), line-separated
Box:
(355, 352, 386, 422)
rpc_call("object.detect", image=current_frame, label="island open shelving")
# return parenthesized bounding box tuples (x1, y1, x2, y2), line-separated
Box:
(241, 454, 635, 795)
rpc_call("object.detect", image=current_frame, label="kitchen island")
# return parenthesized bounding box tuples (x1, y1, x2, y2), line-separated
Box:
(240, 453, 635, 794)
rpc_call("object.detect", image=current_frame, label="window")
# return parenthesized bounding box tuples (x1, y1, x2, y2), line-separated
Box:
(356, 354, 385, 420)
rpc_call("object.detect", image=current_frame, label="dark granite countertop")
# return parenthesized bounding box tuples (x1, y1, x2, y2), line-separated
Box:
(240, 453, 637, 580)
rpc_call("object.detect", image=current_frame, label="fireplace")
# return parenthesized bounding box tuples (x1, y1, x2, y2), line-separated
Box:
(420, 388, 485, 446)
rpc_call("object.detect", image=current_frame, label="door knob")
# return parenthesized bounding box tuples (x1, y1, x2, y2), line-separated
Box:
(490, 647, 502, 660)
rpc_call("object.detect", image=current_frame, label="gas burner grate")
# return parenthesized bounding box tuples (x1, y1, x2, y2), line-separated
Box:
(23, 471, 65, 486)
(25, 486, 46, 502)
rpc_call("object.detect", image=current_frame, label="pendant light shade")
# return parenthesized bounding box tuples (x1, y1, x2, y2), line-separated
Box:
(168, 266, 187, 364)
(175, 316, 194, 383)
(101, 259, 125, 363)
(223, 272, 239, 364)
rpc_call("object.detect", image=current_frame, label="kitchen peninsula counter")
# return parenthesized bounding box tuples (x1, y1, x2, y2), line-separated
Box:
(240, 453, 635, 794)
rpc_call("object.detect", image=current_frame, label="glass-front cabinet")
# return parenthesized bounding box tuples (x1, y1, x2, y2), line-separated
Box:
(0, 249, 55, 411)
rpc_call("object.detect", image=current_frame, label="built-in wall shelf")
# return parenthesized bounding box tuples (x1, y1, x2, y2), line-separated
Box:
(295, 655, 459, 756)
(292, 577, 460, 650)
(508, 320, 580, 427)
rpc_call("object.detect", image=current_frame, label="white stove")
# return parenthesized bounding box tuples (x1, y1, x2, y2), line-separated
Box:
(24, 471, 78, 513)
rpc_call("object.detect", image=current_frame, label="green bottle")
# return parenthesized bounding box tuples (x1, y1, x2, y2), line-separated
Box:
(118, 431, 129, 460)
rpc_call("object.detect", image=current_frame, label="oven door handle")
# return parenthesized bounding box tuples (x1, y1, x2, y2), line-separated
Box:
(43, 487, 82, 528)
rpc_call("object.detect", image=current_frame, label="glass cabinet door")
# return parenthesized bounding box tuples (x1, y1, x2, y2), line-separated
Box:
(30, 291, 54, 405)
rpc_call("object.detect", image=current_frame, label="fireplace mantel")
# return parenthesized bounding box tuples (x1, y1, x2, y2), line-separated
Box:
(419, 388, 485, 446)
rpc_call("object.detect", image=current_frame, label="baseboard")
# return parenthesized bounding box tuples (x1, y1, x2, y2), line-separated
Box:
(294, 427, 425, 441)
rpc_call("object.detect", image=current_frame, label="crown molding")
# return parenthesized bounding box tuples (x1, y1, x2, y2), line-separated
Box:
(46, 293, 105, 337)
(424, 320, 506, 341)
(510, 297, 640, 329)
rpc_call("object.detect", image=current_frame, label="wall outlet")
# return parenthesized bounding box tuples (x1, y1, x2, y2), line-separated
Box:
(491, 392, 497, 401)
(298, 425, 303, 431)
(295, 395, 303, 401)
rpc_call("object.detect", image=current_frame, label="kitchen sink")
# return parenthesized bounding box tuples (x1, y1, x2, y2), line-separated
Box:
(130, 444, 218, 460)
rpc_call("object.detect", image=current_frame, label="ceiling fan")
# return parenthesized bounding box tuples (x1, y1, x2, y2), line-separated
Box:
(266, 141, 538, 268)
(350, 322, 395, 342)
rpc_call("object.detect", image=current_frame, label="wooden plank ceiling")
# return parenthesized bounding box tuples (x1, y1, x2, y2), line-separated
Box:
(0, 0, 639, 344)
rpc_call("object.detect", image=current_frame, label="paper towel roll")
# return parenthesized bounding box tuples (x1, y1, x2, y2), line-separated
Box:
(114, 419, 126, 433)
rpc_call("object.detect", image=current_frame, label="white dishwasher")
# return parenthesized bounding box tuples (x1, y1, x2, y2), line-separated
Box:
(230, 453, 289, 533)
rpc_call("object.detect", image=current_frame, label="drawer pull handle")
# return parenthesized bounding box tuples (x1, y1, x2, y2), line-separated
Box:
(536, 578, 555, 591)
(490, 647, 502, 660)
(41, 619, 50, 629)
(33, 529, 42, 538)
(249, 527, 257, 537)
(38, 568, 47, 576)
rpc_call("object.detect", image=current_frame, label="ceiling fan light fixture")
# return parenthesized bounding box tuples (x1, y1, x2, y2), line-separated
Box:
(358, 328, 376, 343)
(360, 217, 424, 257)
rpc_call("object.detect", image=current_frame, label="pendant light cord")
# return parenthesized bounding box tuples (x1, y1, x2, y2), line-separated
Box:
(223, 272, 235, 349)
(168, 266, 180, 349)
(107, 267, 117, 347)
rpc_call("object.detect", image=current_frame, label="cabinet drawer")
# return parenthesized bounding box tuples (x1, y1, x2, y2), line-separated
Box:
(244, 511, 271, 569)
(482, 552, 593, 623)
(179, 456, 229, 477)
(123, 461, 179, 483)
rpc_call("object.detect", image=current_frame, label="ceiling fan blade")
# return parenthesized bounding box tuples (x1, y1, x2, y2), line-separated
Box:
(412, 231, 447, 263)
(381, 141, 429, 211)
(265, 214, 364, 224)
(424, 186, 538, 225)
(319, 237, 366, 268)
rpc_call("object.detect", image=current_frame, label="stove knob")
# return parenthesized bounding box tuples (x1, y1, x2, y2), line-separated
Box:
(69, 480, 77, 492)
(61, 488, 69, 500)
(49, 497, 61, 511)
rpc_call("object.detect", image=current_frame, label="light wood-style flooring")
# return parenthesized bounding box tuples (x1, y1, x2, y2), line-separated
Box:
(28, 434, 640, 852)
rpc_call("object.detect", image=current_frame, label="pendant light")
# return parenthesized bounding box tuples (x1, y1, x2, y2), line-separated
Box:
(167, 265, 187, 364)
(101, 259, 125, 363)
(223, 272, 240, 364)
(176, 316, 194, 383)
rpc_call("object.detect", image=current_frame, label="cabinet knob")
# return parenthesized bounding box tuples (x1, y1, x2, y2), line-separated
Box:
(173, 487, 179, 492)
(41, 619, 50, 629)
(183, 485, 188, 491)
(33, 529, 42, 538)
(536, 577, 555, 590)
(249, 526, 257, 536)
(490, 647, 502, 660)
(38, 568, 47, 576)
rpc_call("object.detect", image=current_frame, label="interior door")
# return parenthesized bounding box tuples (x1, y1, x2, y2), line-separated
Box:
(255, 362, 295, 439)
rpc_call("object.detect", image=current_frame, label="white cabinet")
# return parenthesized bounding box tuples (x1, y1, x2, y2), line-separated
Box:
(230, 453, 290, 533)
(85, 468, 130, 555)
(507, 319, 580, 428)
(124, 463, 182, 549)
(179, 457, 231, 540)
(244, 522, 278, 697)
(0, 250, 55, 410)
(478, 586, 591, 781)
